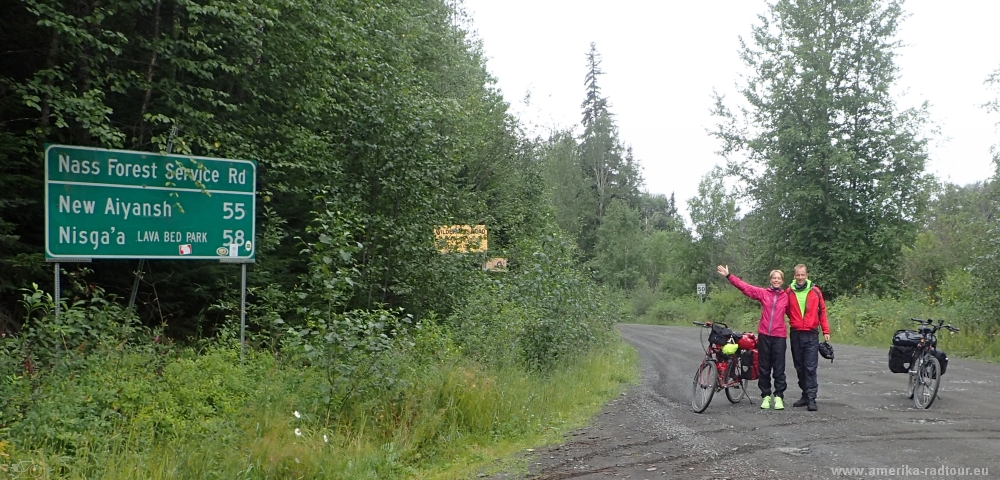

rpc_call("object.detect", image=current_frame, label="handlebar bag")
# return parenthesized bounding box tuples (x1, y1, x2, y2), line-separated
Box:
(892, 329, 922, 348)
(708, 324, 735, 346)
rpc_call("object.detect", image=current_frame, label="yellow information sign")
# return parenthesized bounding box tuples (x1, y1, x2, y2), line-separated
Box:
(434, 225, 487, 253)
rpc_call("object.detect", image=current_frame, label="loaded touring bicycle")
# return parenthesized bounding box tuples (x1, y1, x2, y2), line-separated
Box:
(888, 318, 959, 409)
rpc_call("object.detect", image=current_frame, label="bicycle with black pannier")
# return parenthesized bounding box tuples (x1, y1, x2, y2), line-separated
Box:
(887, 318, 959, 409)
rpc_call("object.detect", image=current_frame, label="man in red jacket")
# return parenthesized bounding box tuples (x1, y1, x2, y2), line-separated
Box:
(786, 264, 830, 411)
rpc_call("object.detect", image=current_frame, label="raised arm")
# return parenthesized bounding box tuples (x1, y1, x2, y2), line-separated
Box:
(717, 265, 768, 302)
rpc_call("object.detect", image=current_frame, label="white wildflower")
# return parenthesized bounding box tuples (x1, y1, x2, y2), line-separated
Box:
(294, 428, 302, 436)
(293, 411, 301, 419)
(324, 434, 329, 443)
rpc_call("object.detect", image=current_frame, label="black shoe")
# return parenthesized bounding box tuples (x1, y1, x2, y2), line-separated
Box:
(793, 397, 809, 407)
(807, 401, 817, 411)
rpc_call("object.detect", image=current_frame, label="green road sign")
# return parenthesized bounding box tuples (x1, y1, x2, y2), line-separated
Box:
(45, 144, 256, 260)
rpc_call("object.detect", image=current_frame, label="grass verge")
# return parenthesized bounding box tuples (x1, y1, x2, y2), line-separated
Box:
(2, 337, 638, 479)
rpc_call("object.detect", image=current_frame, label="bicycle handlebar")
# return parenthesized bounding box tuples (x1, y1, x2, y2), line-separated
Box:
(910, 317, 959, 333)
(693, 321, 728, 328)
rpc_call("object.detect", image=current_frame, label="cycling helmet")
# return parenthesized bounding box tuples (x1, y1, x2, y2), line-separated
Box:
(818, 341, 834, 362)
(721, 343, 739, 356)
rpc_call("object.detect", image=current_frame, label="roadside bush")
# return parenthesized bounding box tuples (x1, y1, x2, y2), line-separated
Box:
(0, 283, 152, 447)
(448, 232, 623, 371)
(639, 287, 756, 331)
(628, 285, 658, 317)
(704, 288, 757, 329)
(0, 284, 284, 475)
(642, 296, 699, 325)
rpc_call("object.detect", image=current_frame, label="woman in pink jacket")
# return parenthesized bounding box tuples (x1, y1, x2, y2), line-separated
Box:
(716, 265, 789, 410)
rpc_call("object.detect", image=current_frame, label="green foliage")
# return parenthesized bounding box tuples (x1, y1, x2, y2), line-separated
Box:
(901, 182, 996, 301)
(286, 307, 414, 410)
(0, 286, 637, 479)
(687, 166, 739, 284)
(536, 44, 645, 258)
(0, 0, 546, 334)
(628, 285, 659, 317)
(11, 280, 142, 370)
(541, 131, 591, 241)
(638, 192, 682, 233)
(592, 200, 645, 290)
(713, 0, 931, 298)
(637, 287, 757, 331)
(642, 229, 699, 296)
(449, 232, 624, 371)
(937, 268, 974, 310)
(581, 42, 609, 129)
(703, 287, 759, 330)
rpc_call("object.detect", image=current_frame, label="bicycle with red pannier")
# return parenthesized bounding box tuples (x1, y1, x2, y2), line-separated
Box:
(692, 321, 760, 413)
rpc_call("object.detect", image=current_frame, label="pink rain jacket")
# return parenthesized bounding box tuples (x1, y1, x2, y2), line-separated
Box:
(726, 274, 788, 338)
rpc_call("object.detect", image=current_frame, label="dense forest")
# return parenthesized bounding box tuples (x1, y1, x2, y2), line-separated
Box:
(2, 0, 1000, 476)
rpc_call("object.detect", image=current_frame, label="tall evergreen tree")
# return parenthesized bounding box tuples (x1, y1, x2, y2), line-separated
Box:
(712, 0, 931, 296)
(574, 44, 644, 255)
(581, 42, 609, 129)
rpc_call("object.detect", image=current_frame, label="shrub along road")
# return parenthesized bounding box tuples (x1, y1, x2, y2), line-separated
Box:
(499, 324, 1000, 479)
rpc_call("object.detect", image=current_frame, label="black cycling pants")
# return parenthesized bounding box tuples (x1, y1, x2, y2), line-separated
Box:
(757, 333, 787, 398)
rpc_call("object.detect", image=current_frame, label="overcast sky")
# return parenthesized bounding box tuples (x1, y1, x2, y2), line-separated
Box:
(461, 0, 1000, 212)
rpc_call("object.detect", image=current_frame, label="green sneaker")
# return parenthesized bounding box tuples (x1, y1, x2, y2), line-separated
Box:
(760, 396, 772, 409)
(773, 396, 784, 410)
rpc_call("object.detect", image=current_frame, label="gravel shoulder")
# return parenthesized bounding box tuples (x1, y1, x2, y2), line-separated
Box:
(496, 324, 1000, 479)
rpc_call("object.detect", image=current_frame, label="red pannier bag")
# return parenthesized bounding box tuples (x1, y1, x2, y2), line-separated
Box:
(737, 332, 757, 350)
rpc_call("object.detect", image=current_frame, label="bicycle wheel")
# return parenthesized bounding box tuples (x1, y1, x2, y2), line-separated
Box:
(913, 355, 941, 409)
(725, 357, 748, 403)
(692, 359, 718, 413)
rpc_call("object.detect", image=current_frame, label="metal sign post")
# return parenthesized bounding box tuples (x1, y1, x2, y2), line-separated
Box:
(44, 144, 256, 360)
(54, 262, 60, 321)
(241, 263, 247, 364)
(220, 257, 251, 364)
(48, 257, 91, 322)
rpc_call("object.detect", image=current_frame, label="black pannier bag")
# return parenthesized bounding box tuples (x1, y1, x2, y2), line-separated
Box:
(888, 344, 914, 373)
(931, 348, 949, 375)
(739, 349, 759, 380)
(892, 329, 922, 348)
(708, 324, 735, 346)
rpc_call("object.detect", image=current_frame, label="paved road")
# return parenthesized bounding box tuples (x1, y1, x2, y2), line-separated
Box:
(502, 324, 1000, 479)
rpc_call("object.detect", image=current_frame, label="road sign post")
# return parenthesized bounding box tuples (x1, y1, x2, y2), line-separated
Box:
(45, 144, 256, 360)
(697, 283, 706, 303)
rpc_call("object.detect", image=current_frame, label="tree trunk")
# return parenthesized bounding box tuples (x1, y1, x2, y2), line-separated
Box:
(137, 0, 163, 147)
(38, 32, 60, 127)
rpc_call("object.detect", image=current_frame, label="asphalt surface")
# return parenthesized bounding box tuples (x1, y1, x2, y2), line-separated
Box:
(495, 324, 1000, 480)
